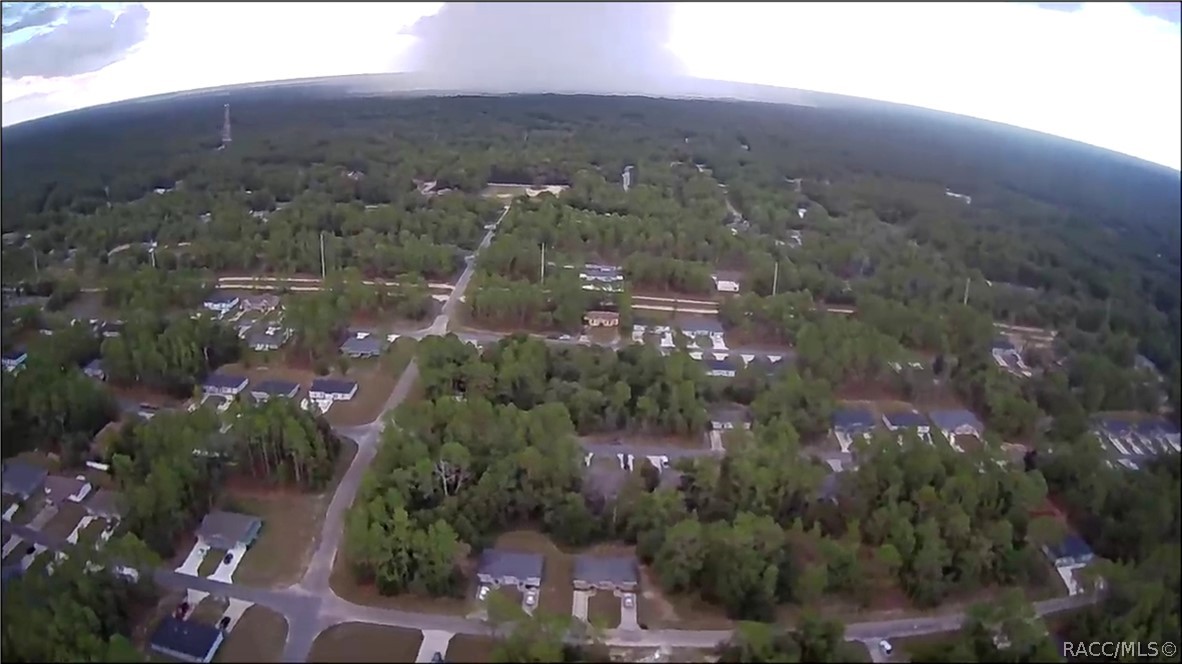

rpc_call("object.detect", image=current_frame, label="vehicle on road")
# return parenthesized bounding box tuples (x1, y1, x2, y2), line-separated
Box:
(525, 588, 539, 606)
(879, 639, 893, 656)
(477, 585, 491, 601)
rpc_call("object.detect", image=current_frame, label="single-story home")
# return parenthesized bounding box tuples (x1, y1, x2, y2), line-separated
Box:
(43, 475, 93, 506)
(1, 462, 48, 501)
(572, 554, 639, 592)
(196, 510, 263, 551)
(476, 549, 544, 588)
(340, 335, 385, 359)
(149, 616, 225, 664)
(309, 378, 358, 402)
(240, 294, 280, 312)
(202, 292, 240, 314)
(703, 357, 738, 378)
(927, 409, 985, 440)
(882, 410, 930, 432)
(711, 274, 740, 293)
(832, 408, 879, 451)
(584, 311, 620, 327)
(248, 326, 292, 352)
(83, 358, 106, 381)
(94, 320, 124, 339)
(678, 318, 725, 337)
(1, 349, 27, 374)
(579, 264, 623, 283)
(250, 379, 300, 402)
(1043, 534, 1095, 570)
(84, 488, 124, 521)
(709, 404, 750, 431)
(202, 373, 249, 397)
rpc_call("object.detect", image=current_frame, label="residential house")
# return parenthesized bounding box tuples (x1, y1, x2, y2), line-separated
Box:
(832, 408, 879, 451)
(2, 349, 27, 374)
(84, 489, 124, 521)
(43, 475, 93, 506)
(579, 264, 624, 292)
(248, 325, 292, 352)
(703, 357, 738, 378)
(1043, 534, 1094, 570)
(149, 617, 225, 664)
(882, 411, 931, 443)
(202, 292, 240, 314)
(240, 294, 280, 312)
(95, 320, 123, 339)
(309, 378, 358, 402)
(584, 311, 620, 327)
(1, 462, 48, 501)
(202, 373, 249, 397)
(83, 358, 106, 381)
(711, 274, 741, 293)
(927, 409, 985, 441)
(476, 549, 544, 588)
(678, 318, 725, 338)
(709, 404, 750, 431)
(991, 338, 1032, 378)
(250, 379, 300, 402)
(196, 510, 263, 550)
(340, 333, 385, 359)
(572, 554, 639, 592)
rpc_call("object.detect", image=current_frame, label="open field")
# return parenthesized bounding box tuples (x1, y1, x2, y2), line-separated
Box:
(216, 606, 288, 663)
(446, 634, 499, 663)
(309, 623, 423, 663)
(198, 547, 228, 577)
(226, 438, 357, 588)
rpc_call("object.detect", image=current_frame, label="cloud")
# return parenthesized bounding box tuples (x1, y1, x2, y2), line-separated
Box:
(2, 4, 150, 79)
(2, 3, 68, 35)
(395, 2, 686, 92)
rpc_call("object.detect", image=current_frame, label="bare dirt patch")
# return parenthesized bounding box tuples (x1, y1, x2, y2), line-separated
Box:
(446, 635, 500, 663)
(224, 438, 357, 588)
(216, 605, 288, 663)
(309, 623, 423, 663)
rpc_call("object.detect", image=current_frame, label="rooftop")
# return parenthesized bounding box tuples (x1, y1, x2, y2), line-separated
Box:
(1046, 534, 1093, 562)
(832, 408, 878, 432)
(1, 462, 47, 497)
(85, 488, 124, 519)
(573, 554, 638, 585)
(2, 348, 28, 362)
(203, 373, 248, 391)
(43, 475, 89, 503)
(310, 378, 357, 395)
(883, 410, 929, 429)
(196, 510, 262, 548)
(204, 292, 239, 304)
(340, 335, 385, 356)
(708, 404, 748, 424)
(928, 409, 984, 432)
(149, 617, 223, 661)
(478, 549, 545, 581)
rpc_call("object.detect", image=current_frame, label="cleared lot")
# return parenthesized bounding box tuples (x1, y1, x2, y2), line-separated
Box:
(309, 623, 422, 663)
(215, 606, 288, 663)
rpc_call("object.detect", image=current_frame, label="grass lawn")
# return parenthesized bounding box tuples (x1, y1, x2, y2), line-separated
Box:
(41, 502, 88, 540)
(587, 591, 622, 629)
(309, 623, 423, 663)
(841, 640, 874, 662)
(215, 606, 288, 663)
(226, 438, 357, 588)
(190, 597, 229, 625)
(446, 635, 500, 663)
(198, 548, 229, 577)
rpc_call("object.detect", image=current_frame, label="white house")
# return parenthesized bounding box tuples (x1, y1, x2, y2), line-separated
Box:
(712, 275, 740, 293)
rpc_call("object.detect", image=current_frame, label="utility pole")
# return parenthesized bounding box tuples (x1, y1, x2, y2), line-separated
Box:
(772, 261, 779, 296)
(962, 277, 970, 306)
(31, 248, 39, 275)
(150, 244, 157, 269)
(320, 231, 327, 280)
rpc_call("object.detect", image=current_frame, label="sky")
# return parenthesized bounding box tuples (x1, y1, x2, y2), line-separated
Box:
(2, 2, 1180, 170)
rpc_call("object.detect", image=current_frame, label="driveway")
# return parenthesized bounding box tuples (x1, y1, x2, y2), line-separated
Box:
(619, 592, 640, 630)
(572, 590, 591, 621)
(417, 630, 455, 663)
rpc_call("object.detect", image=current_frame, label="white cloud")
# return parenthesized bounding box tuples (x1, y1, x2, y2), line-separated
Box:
(2, 1, 1178, 170)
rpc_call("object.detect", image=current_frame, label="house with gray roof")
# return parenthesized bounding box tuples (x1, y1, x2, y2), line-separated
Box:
(83, 358, 106, 381)
(476, 549, 544, 588)
(43, 475, 93, 506)
(84, 489, 124, 520)
(709, 404, 750, 431)
(573, 554, 639, 592)
(248, 325, 292, 352)
(340, 333, 386, 358)
(1, 462, 48, 501)
(149, 616, 225, 664)
(196, 510, 262, 550)
(928, 409, 985, 440)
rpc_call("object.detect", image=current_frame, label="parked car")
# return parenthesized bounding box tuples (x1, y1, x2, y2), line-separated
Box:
(623, 594, 635, 608)
(879, 640, 893, 656)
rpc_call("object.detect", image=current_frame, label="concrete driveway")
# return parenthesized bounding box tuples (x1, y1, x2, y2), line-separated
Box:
(417, 630, 455, 663)
(572, 590, 591, 621)
(618, 592, 640, 630)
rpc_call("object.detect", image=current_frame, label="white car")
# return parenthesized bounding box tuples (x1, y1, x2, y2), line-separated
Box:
(524, 589, 538, 606)
(477, 586, 491, 601)
(623, 594, 635, 609)
(879, 640, 893, 656)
